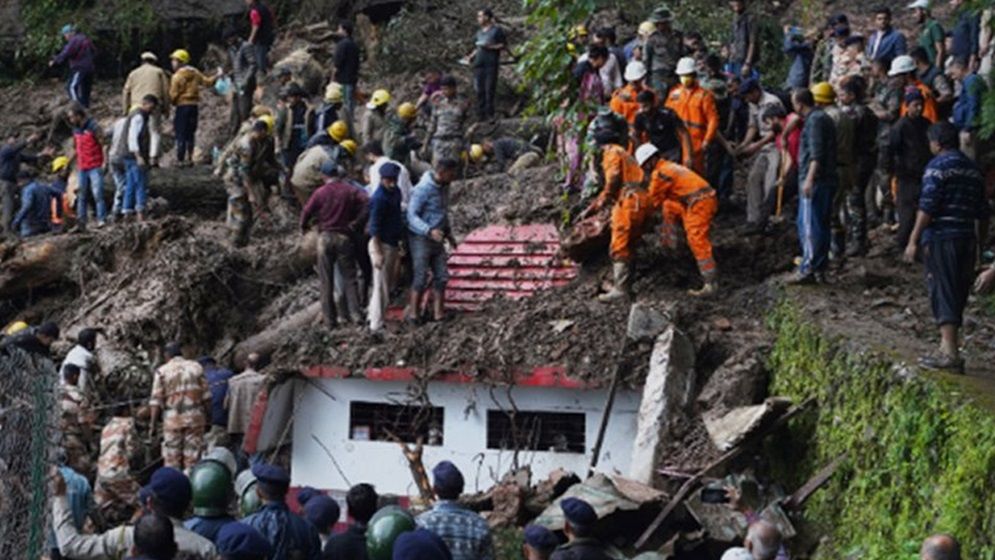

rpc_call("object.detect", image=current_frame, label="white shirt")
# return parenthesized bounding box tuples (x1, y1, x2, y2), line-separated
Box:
(367, 156, 413, 207)
(60, 345, 95, 393)
(579, 51, 624, 92)
(126, 111, 162, 159)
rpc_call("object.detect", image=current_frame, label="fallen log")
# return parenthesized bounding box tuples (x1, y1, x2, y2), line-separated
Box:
(232, 301, 322, 370)
(149, 167, 228, 217)
(0, 234, 87, 300)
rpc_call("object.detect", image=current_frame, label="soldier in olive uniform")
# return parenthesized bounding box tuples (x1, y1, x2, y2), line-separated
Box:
(643, 6, 685, 95)
(94, 406, 141, 525)
(216, 116, 281, 247)
(425, 75, 468, 167)
(60, 364, 96, 478)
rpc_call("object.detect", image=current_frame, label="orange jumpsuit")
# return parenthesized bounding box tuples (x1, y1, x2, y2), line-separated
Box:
(900, 80, 939, 123)
(597, 144, 650, 262)
(610, 84, 654, 124)
(664, 84, 718, 174)
(648, 159, 718, 280)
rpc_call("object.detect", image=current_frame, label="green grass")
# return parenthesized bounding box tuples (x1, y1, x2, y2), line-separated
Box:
(766, 303, 995, 559)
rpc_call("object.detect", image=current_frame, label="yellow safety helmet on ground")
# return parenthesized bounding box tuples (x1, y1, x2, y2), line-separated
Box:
(366, 89, 391, 110)
(638, 21, 656, 37)
(327, 120, 349, 142)
(325, 82, 344, 104)
(811, 82, 836, 104)
(4, 321, 28, 336)
(469, 144, 485, 162)
(51, 156, 70, 173)
(340, 139, 358, 156)
(170, 49, 191, 64)
(257, 115, 276, 133)
(398, 102, 417, 120)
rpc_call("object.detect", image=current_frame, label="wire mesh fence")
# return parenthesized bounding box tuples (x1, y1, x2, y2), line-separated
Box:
(0, 347, 59, 560)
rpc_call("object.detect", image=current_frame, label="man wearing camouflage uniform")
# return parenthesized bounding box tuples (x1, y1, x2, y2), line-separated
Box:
(149, 342, 211, 473)
(60, 364, 95, 477)
(642, 6, 684, 95)
(94, 407, 141, 525)
(425, 75, 468, 167)
(217, 115, 281, 247)
(868, 58, 902, 225)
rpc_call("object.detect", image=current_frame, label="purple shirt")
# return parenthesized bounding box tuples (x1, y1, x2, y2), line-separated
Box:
(53, 34, 96, 74)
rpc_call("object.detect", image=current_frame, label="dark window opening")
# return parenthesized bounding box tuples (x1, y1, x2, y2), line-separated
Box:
(349, 401, 444, 445)
(486, 410, 586, 453)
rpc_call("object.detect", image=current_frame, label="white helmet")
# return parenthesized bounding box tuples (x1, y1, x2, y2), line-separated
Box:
(907, 0, 930, 9)
(675, 57, 697, 76)
(888, 55, 916, 76)
(635, 143, 660, 167)
(624, 61, 648, 82)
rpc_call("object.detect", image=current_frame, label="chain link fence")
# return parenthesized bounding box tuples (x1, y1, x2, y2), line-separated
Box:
(0, 347, 59, 560)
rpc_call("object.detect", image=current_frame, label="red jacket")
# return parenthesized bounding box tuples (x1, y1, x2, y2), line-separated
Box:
(73, 118, 104, 171)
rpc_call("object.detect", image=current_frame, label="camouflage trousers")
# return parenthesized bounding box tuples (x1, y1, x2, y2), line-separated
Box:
(226, 191, 253, 248)
(94, 476, 140, 525)
(162, 420, 205, 472)
(431, 138, 465, 167)
(63, 435, 93, 478)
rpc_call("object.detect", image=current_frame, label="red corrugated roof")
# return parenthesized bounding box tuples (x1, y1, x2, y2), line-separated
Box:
(445, 224, 579, 311)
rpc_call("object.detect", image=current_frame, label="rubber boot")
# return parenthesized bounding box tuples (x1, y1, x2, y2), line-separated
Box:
(689, 270, 718, 297)
(598, 262, 631, 303)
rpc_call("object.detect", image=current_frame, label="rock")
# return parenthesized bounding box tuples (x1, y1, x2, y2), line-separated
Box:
(273, 49, 328, 96)
(629, 326, 696, 485)
(713, 317, 733, 331)
(626, 301, 675, 342)
(697, 347, 769, 414)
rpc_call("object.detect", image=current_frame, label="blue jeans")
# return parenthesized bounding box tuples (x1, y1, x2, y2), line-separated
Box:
(110, 161, 126, 215)
(123, 157, 147, 213)
(76, 168, 106, 226)
(797, 181, 835, 276)
(409, 234, 448, 292)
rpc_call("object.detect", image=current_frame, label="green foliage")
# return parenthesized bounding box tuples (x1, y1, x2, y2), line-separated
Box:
(766, 303, 995, 559)
(493, 527, 525, 560)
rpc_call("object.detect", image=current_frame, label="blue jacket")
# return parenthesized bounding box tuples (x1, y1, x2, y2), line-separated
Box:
(407, 172, 450, 237)
(953, 74, 986, 132)
(0, 141, 39, 182)
(12, 181, 56, 236)
(865, 28, 907, 62)
(53, 33, 96, 73)
(920, 149, 989, 243)
(183, 515, 237, 545)
(950, 10, 981, 60)
(369, 183, 404, 246)
(204, 366, 234, 427)
(243, 502, 322, 560)
(783, 35, 813, 90)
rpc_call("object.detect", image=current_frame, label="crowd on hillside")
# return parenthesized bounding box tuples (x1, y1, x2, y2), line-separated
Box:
(0, 0, 993, 558)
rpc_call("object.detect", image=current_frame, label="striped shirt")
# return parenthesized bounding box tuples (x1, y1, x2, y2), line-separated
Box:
(920, 149, 990, 243)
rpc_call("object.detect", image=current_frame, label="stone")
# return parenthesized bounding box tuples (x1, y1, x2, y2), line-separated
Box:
(697, 347, 769, 414)
(626, 301, 675, 342)
(628, 326, 696, 485)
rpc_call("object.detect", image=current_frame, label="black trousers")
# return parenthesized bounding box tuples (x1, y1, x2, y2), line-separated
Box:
(925, 236, 976, 327)
(474, 65, 499, 119)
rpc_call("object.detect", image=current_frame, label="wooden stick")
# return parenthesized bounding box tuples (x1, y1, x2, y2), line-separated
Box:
(588, 338, 629, 475)
(634, 397, 815, 550)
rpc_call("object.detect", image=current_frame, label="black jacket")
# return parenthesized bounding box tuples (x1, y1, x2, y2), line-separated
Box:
(334, 38, 360, 86)
(323, 524, 367, 560)
(887, 115, 931, 181)
(550, 538, 614, 560)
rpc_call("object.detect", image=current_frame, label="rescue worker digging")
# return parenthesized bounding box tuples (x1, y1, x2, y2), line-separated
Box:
(640, 143, 718, 296)
(218, 115, 281, 247)
(582, 121, 648, 303)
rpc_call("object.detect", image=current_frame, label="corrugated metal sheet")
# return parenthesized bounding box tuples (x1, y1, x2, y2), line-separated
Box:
(446, 224, 578, 312)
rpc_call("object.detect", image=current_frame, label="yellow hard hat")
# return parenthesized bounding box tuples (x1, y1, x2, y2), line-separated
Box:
(367, 89, 392, 109)
(170, 49, 191, 64)
(327, 120, 349, 142)
(51, 156, 70, 173)
(811, 81, 836, 104)
(638, 21, 656, 37)
(257, 115, 276, 133)
(567, 42, 578, 55)
(4, 321, 28, 336)
(398, 102, 417, 120)
(251, 105, 274, 117)
(340, 139, 358, 156)
(324, 82, 344, 103)
(572, 24, 588, 39)
(469, 144, 485, 162)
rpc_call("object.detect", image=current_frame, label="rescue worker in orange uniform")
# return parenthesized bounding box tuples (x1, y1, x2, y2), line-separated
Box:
(638, 143, 718, 296)
(890, 55, 938, 123)
(665, 57, 719, 175)
(610, 61, 654, 126)
(581, 126, 650, 303)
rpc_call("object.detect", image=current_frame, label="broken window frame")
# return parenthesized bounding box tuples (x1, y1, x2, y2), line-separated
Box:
(485, 409, 587, 454)
(348, 400, 445, 446)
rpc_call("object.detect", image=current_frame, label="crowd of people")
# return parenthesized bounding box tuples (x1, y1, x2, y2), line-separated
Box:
(1, 0, 994, 558)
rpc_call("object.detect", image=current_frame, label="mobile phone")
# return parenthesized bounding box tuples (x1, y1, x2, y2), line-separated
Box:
(701, 487, 730, 504)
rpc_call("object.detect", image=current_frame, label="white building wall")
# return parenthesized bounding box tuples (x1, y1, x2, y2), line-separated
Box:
(291, 378, 641, 496)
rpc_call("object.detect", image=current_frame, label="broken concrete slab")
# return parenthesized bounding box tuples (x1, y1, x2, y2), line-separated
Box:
(626, 301, 676, 342)
(702, 398, 793, 452)
(532, 473, 666, 531)
(697, 347, 769, 414)
(629, 326, 696, 485)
